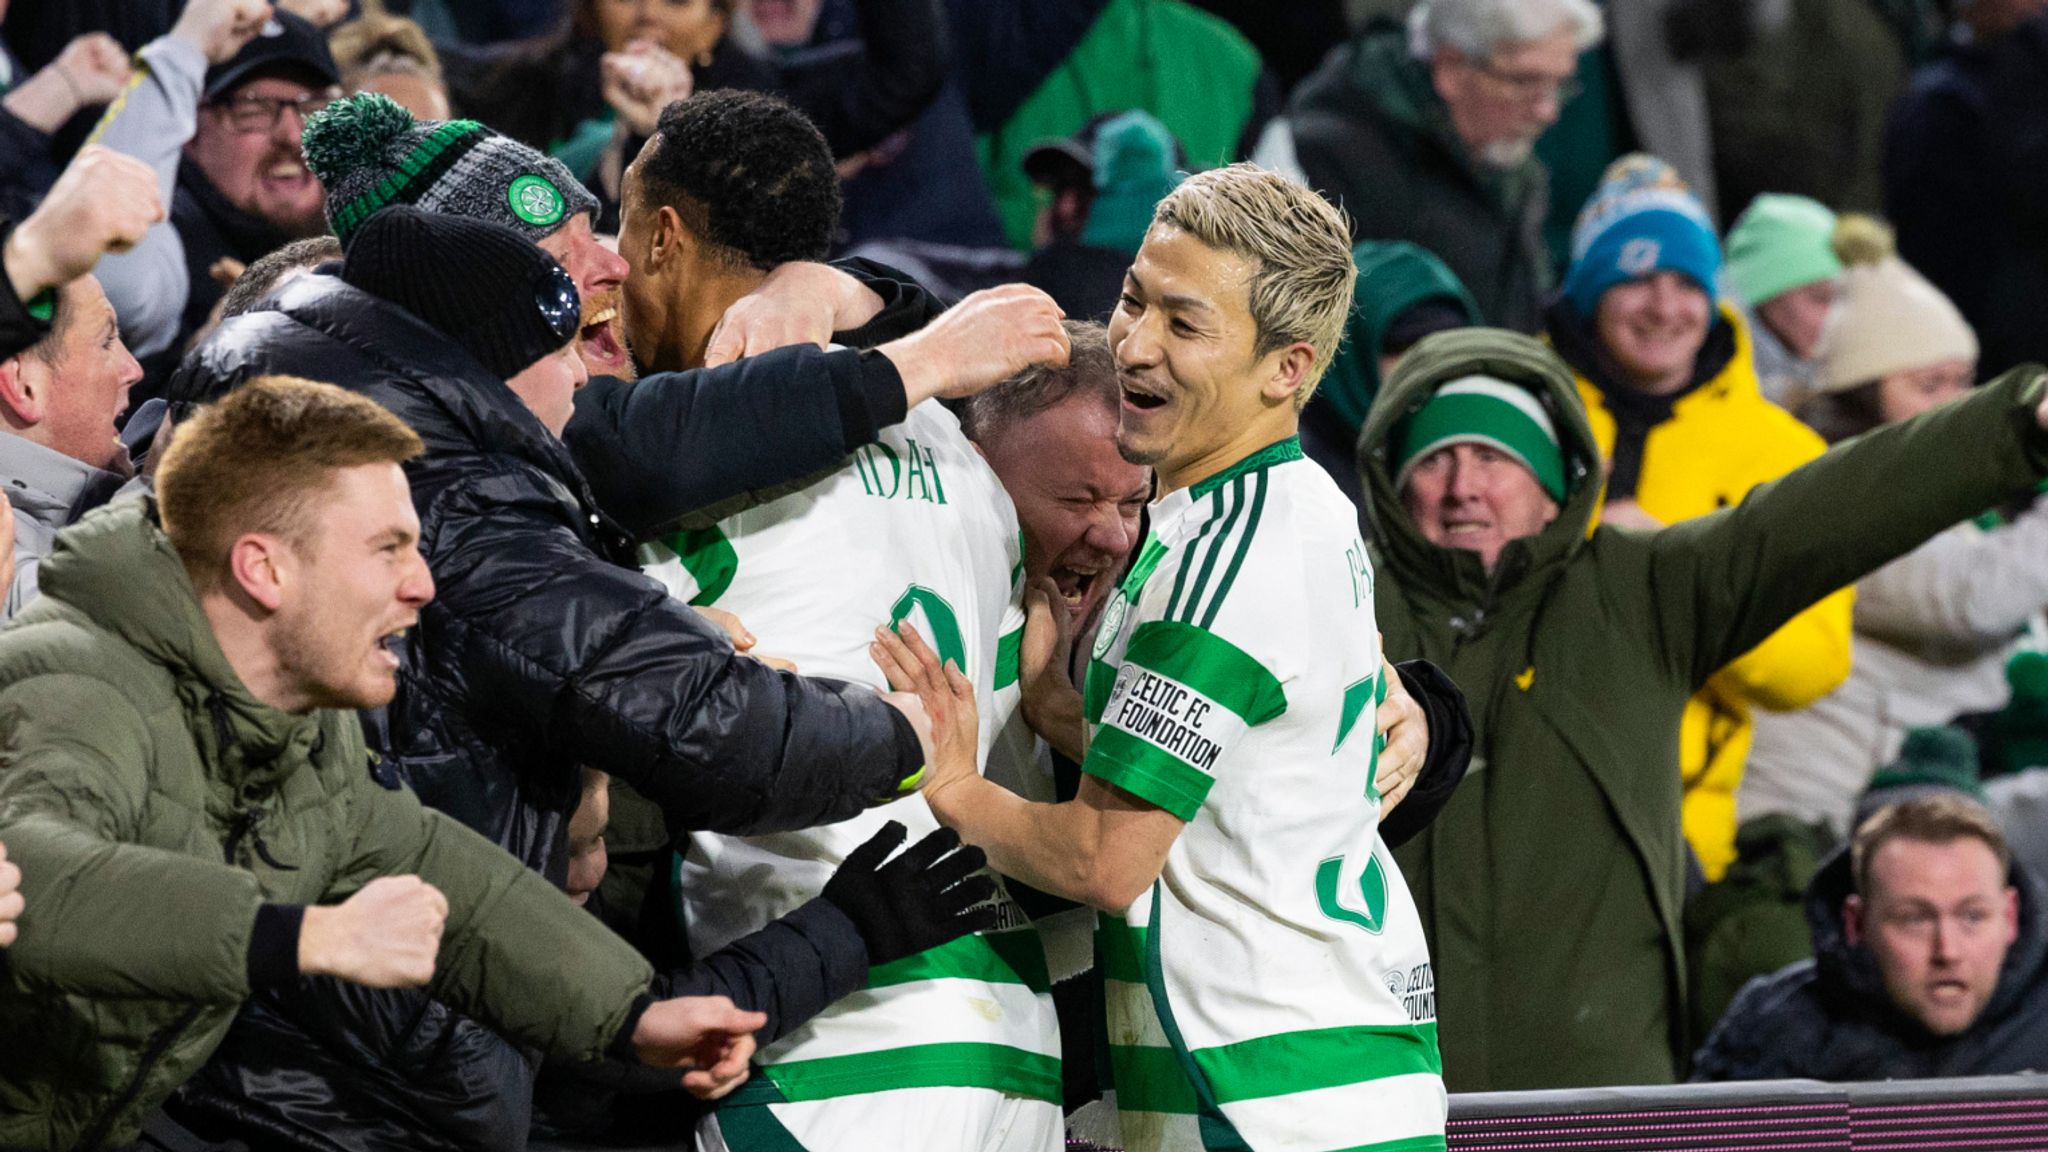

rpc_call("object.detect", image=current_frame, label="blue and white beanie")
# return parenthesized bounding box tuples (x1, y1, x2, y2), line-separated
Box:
(1560, 154, 1721, 319)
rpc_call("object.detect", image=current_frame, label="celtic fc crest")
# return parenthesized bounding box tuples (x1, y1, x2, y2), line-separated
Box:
(508, 174, 566, 227)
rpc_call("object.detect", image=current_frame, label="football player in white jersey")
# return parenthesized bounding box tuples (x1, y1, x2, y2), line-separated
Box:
(877, 164, 1448, 1152)
(610, 91, 1072, 1152)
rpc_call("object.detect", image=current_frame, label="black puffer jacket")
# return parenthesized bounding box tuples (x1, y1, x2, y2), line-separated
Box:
(1692, 845, 2048, 1081)
(173, 271, 922, 857)
(164, 272, 920, 1151)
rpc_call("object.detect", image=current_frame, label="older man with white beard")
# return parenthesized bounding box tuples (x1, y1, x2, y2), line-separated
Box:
(1256, 0, 1602, 332)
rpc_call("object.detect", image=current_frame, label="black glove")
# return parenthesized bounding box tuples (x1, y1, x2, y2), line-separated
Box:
(822, 821, 1000, 968)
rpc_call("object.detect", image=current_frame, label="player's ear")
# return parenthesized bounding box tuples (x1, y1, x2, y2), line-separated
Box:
(1261, 341, 1317, 405)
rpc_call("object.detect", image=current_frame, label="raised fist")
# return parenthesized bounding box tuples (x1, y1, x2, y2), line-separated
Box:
(4, 147, 164, 298)
(601, 40, 693, 138)
(172, 0, 276, 65)
(53, 33, 132, 106)
(298, 875, 448, 988)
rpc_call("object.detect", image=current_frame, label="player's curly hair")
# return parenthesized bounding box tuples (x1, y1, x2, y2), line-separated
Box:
(638, 90, 841, 272)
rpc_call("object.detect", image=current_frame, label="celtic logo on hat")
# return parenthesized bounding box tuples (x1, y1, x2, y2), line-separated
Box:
(508, 174, 566, 228)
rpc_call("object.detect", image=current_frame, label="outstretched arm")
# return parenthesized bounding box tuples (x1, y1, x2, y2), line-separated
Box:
(1654, 365, 2048, 687)
(567, 279, 1062, 537)
(91, 0, 272, 357)
(420, 480, 926, 833)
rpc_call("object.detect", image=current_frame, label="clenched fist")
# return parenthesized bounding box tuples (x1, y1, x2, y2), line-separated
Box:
(172, 0, 276, 65)
(0, 841, 22, 948)
(54, 33, 132, 105)
(601, 40, 693, 137)
(4, 147, 164, 298)
(299, 875, 448, 988)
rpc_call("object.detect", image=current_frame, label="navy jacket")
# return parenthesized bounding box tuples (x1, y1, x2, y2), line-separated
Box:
(1693, 845, 2048, 1081)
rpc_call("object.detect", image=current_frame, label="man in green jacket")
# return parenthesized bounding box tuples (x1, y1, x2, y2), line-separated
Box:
(1272, 0, 1600, 333)
(0, 377, 772, 1152)
(1358, 327, 2048, 1091)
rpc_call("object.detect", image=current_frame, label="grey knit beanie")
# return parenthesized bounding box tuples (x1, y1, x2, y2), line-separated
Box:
(303, 92, 599, 247)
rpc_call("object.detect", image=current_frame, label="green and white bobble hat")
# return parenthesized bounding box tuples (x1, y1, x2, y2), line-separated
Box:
(1394, 375, 1567, 501)
(302, 92, 599, 247)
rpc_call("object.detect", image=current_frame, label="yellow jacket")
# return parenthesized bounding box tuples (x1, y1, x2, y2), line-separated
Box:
(1574, 308, 1854, 880)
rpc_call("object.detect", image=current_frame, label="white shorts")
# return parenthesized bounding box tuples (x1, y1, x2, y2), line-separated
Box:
(697, 1085, 1063, 1152)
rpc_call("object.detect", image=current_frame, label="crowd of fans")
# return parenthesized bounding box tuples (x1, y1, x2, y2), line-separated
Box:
(5, 0, 2048, 1148)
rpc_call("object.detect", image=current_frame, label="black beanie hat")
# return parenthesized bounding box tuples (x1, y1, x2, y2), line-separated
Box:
(341, 205, 580, 380)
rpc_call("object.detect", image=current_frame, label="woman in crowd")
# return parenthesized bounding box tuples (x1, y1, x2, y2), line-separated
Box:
(1544, 154, 1853, 883)
(1744, 222, 2048, 837)
(449, 0, 947, 229)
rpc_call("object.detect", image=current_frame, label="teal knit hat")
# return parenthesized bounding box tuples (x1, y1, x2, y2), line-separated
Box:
(1724, 194, 1843, 308)
(1079, 110, 1183, 255)
(1393, 375, 1567, 500)
(1561, 154, 1721, 318)
(1854, 725, 1987, 831)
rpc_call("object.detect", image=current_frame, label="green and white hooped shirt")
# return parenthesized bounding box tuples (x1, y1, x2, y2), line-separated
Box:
(642, 402, 1059, 1112)
(1083, 438, 1447, 1152)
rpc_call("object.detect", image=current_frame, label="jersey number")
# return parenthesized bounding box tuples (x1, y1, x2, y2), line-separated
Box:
(889, 585, 967, 672)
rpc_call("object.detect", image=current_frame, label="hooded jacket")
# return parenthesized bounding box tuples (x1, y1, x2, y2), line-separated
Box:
(0, 431, 126, 619)
(1358, 327, 2048, 1091)
(1302, 240, 1480, 511)
(1692, 844, 2048, 1081)
(160, 273, 915, 1151)
(1286, 25, 1552, 333)
(0, 499, 653, 1152)
(1554, 302, 1854, 881)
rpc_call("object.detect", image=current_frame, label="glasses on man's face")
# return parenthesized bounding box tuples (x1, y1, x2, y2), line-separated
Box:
(1468, 59, 1581, 106)
(210, 90, 336, 134)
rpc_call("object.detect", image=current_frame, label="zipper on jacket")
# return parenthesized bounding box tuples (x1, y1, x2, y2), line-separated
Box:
(81, 701, 255, 1149)
(75, 1003, 207, 1152)
(207, 694, 234, 758)
(79, 696, 306, 1147)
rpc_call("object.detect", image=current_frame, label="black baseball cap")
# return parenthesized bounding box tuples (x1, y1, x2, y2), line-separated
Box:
(202, 10, 340, 101)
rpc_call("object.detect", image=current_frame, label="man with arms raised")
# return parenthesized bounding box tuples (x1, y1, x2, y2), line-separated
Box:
(878, 164, 1446, 1152)
(0, 377, 765, 1152)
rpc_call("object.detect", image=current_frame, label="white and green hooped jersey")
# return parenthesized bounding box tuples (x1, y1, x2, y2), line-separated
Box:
(1083, 438, 1446, 1152)
(641, 402, 1061, 1112)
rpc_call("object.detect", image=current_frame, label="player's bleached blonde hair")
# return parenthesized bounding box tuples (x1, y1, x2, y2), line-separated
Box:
(1150, 163, 1356, 407)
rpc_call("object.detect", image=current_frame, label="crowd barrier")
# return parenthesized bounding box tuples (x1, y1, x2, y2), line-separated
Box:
(1443, 1074, 2048, 1151)
(538, 1073, 2048, 1151)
